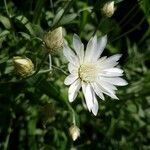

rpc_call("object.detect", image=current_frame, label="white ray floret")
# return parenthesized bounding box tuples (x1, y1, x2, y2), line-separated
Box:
(63, 34, 128, 116)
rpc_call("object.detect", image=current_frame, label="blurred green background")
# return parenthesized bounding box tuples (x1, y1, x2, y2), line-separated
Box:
(0, 0, 150, 149)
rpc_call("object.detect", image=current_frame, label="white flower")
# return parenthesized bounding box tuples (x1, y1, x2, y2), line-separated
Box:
(63, 34, 128, 116)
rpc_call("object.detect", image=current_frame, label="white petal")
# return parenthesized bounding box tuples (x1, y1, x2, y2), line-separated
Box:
(68, 63, 79, 75)
(96, 35, 107, 59)
(91, 82, 105, 100)
(82, 82, 93, 111)
(91, 92, 99, 116)
(103, 68, 123, 74)
(73, 34, 82, 51)
(105, 92, 118, 99)
(99, 72, 123, 77)
(64, 74, 78, 85)
(84, 35, 97, 62)
(100, 77, 128, 86)
(73, 34, 84, 63)
(107, 54, 122, 62)
(79, 44, 84, 64)
(100, 68, 124, 77)
(97, 56, 107, 64)
(98, 80, 117, 94)
(63, 43, 79, 65)
(68, 79, 81, 102)
(98, 54, 122, 69)
(95, 82, 118, 100)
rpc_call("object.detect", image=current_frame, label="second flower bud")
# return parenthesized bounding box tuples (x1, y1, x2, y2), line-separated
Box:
(43, 27, 63, 55)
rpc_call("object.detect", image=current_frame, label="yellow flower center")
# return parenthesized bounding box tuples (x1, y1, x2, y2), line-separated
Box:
(79, 63, 98, 82)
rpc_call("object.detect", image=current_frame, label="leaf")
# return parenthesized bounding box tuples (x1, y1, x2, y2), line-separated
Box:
(32, 24, 44, 38)
(60, 13, 77, 25)
(19, 32, 31, 40)
(139, 0, 150, 23)
(15, 15, 34, 35)
(0, 15, 11, 29)
(26, 75, 62, 103)
(0, 30, 10, 38)
(52, 9, 64, 27)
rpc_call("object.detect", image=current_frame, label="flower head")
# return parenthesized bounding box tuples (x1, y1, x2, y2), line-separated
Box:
(102, 1, 116, 17)
(63, 34, 127, 115)
(13, 56, 34, 76)
(69, 125, 80, 141)
(43, 27, 63, 55)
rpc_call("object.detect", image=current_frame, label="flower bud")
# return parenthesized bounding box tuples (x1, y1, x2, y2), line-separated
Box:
(69, 125, 80, 141)
(102, 1, 116, 17)
(13, 56, 34, 76)
(43, 27, 63, 55)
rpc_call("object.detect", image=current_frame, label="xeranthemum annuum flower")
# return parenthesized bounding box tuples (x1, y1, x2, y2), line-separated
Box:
(63, 34, 128, 116)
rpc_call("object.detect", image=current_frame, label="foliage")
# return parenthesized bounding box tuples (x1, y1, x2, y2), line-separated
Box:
(0, 0, 150, 149)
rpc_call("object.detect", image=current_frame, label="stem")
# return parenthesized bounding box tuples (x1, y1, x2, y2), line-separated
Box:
(92, 17, 107, 36)
(52, 65, 68, 75)
(49, 54, 52, 70)
(118, 3, 138, 26)
(38, 69, 52, 74)
(53, 0, 74, 28)
(4, 0, 11, 17)
(50, 0, 54, 14)
(3, 119, 12, 150)
(63, 99, 76, 125)
(110, 17, 145, 42)
(32, 0, 44, 24)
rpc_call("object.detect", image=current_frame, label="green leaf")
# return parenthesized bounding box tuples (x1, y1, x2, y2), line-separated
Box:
(60, 13, 77, 25)
(0, 30, 10, 38)
(52, 9, 64, 27)
(0, 15, 11, 29)
(15, 15, 35, 35)
(19, 32, 31, 40)
(139, 0, 150, 23)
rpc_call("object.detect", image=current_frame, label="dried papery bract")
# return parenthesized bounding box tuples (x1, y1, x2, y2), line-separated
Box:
(69, 125, 80, 141)
(102, 1, 116, 17)
(43, 27, 63, 55)
(13, 56, 34, 76)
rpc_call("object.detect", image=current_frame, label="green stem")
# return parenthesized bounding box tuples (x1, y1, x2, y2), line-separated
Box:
(32, 0, 44, 24)
(53, 0, 74, 28)
(50, 0, 54, 14)
(62, 98, 77, 125)
(4, 0, 11, 17)
(3, 119, 12, 150)
(110, 17, 145, 42)
(38, 68, 52, 74)
(92, 17, 107, 36)
(52, 65, 68, 75)
(49, 54, 52, 70)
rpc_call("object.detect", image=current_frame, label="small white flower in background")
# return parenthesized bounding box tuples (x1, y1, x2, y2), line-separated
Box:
(63, 34, 128, 116)
(69, 125, 80, 141)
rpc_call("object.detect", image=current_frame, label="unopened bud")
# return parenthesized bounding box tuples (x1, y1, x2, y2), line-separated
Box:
(102, 1, 116, 17)
(13, 56, 34, 76)
(69, 125, 80, 141)
(43, 27, 63, 55)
